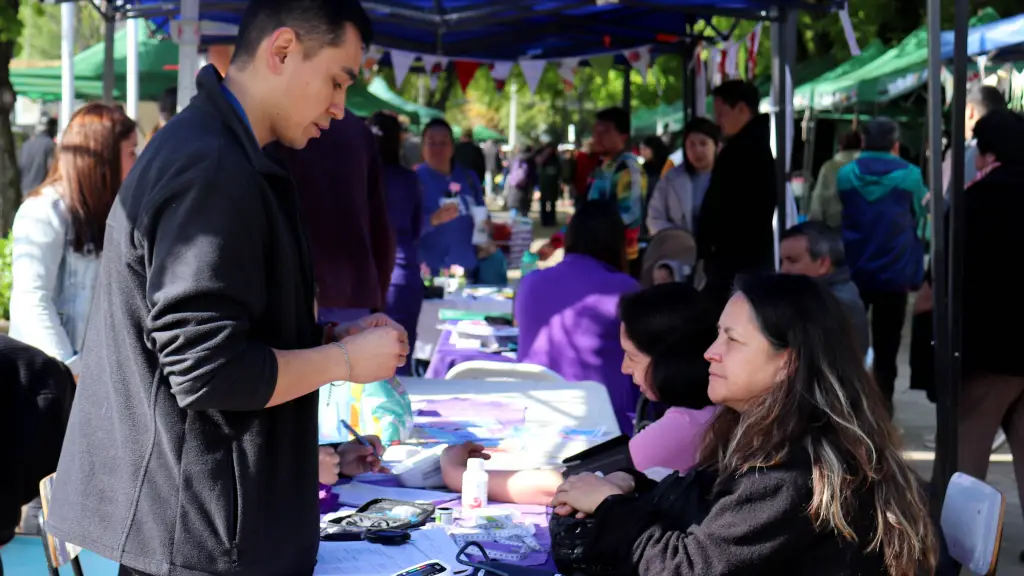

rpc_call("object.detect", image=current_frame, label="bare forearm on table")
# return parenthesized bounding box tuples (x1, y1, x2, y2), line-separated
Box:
(444, 466, 565, 506)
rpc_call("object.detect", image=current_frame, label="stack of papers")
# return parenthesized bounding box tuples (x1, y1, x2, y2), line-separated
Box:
(332, 482, 455, 507)
(315, 527, 465, 576)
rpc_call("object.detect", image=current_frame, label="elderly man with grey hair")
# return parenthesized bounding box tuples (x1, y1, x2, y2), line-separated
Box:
(837, 117, 928, 416)
(780, 221, 869, 356)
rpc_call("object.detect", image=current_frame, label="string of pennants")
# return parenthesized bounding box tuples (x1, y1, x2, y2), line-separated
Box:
(361, 44, 655, 95)
(360, 25, 772, 99)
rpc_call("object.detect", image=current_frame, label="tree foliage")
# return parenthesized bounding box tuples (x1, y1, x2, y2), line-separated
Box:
(385, 0, 1018, 143)
(16, 1, 106, 61)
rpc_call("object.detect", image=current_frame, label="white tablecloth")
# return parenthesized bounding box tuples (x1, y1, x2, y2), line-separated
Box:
(402, 377, 621, 469)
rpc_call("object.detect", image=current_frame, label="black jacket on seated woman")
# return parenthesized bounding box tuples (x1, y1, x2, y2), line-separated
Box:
(549, 274, 937, 576)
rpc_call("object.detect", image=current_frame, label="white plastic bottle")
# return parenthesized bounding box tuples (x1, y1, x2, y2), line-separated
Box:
(461, 457, 489, 516)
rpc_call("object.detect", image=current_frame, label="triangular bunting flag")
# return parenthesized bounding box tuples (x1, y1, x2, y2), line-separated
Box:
(390, 49, 416, 89)
(454, 61, 481, 92)
(589, 54, 614, 77)
(363, 46, 384, 72)
(746, 24, 763, 80)
(694, 45, 708, 118)
(724, 42, 740, 79)
(489, 61, 514, 92)
(421, 55, 449, 77)
(518, 59, 547, 95)
(558, 57, 580, 87)
(623, 46, 652, 83)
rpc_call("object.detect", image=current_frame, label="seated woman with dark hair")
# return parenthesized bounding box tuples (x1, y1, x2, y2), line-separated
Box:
(551, 274, 936, 576)
(441, 282, 717, 505)
(514, 200, 640, 433)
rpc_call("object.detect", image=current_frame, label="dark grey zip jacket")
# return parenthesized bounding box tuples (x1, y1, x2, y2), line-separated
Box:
(46, 65, 323, 576)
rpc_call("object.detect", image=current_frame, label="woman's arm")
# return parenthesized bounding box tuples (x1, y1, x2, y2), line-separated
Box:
(584, 464, 816, 575)
(440, 443, 564, 505)
(646, 174, 677, 236)
(9, 196, 76, 362)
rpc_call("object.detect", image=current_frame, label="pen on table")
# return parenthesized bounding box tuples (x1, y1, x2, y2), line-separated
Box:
(340, 419, 379, 458)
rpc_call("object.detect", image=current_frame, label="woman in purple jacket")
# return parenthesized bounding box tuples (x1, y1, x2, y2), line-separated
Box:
(368, 113, 436, 375)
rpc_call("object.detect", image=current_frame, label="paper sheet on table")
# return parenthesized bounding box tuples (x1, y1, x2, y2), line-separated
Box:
(315, 528, 464, 576)
(332, 481, 455, 507)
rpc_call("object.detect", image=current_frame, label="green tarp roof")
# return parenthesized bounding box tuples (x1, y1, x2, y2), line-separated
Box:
(367, 76, 445, 127)
(792, 39, 887, 110)
(809, 8, 1000, 109)
(13, 23, 407, 120)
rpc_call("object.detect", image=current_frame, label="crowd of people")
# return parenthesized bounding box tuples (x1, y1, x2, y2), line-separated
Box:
(2, 0, 1022, 574)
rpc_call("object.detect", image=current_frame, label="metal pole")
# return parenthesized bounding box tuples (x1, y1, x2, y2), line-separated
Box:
(771, 10, 795, 243)
(102, 2, 116, 104)
(926, 0, 954, 508)
(622, 63, 632, 116)
(681, 38, 696, 125)
(127, 18, 140, 120)
(60, 1, 76, 135)
(508, 80, 518, 150)
(176, 0, 201, 112)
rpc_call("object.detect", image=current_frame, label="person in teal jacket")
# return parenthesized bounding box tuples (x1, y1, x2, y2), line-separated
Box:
(837, 117, 927, 415)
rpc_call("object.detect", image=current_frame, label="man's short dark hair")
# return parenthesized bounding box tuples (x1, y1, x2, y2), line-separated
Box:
(781, 221, 846, 268)
(974, 109, 1024, 165)
(838, 131, 862, 151)
(232, 0, 373, 67)
(712, 80, 760, 114)
(967, 85, 1007, 116)
(158, 86, 177, 119)
(595, 107, 630, 136)
(860, 117, 900, 152)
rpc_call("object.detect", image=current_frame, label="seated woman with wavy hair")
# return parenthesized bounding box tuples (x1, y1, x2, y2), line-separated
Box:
(551, 273, 935, 575)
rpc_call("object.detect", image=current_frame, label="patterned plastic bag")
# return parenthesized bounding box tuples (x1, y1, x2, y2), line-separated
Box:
(318, 377, 414, 446)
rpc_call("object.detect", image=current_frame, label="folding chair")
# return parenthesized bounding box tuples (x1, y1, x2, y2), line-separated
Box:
(942, 472, 1005, 575)
(37, 473, 84, 576)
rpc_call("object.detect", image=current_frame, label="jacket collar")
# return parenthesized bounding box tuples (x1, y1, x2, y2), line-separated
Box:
(193, 65, 287, 178)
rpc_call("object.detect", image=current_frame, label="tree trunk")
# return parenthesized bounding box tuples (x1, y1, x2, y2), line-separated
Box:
(0, 32, 19, 236)
(429, 63, 457, 111)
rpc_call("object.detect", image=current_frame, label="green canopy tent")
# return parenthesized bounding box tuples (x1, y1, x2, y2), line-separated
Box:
(12, 24, 177, 101)
(790, 39, 887, 110)
(810, 8, 1000, 109)
(452, 125, 504, 142)
(13, 25, 409, 120)
(367, 76, 445, 128)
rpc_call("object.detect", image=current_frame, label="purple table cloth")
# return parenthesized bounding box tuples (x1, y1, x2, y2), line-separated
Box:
(424, 327, 516, 379)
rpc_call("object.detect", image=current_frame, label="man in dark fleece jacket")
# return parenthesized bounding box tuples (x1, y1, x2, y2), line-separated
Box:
(779, 221, 869, 357)
(45, 2, 409, 576)
(698, 80, 778, 311)
(837, 117, 927, 415)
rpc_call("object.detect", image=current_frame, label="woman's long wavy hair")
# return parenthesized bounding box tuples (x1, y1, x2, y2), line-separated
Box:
(30, 103, 136, 254)
(698, 274, 936, 575)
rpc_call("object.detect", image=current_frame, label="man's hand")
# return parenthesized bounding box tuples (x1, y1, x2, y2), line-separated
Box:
(337, 436, 386, 477)
(319, 445, 341, 485)
(333, 313, 404, 341)
(430, 203, 460, 226)
(341, 324, 409, 383)
(603, 471, 636, 494)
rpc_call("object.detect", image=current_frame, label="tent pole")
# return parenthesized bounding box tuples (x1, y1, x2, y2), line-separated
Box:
(622, 64, 632, 117)
(127, 18, 140, 120)
(771, 9, 795, 255)
(926, 0, 954, 510)
(60, 0, 76, 135)
(176, 0, 201, 113)
(103, 1, 115, 104)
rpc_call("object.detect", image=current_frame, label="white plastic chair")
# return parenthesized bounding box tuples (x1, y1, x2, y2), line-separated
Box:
(444, 360, 566, 382)
(941, 472, 1005, 575)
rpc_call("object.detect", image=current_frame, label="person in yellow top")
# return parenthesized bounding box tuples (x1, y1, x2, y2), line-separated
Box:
(808, 131, 861, 228)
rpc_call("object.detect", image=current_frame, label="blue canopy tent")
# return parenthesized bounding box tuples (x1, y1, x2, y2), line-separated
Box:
(941, 11, 1024, 61)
